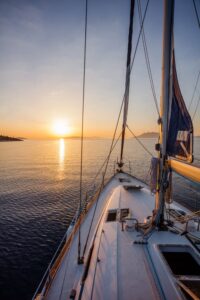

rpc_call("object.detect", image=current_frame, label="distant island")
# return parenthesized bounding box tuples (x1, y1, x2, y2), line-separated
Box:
(0, 135, 23, 142)
(137, 132, 159, 138)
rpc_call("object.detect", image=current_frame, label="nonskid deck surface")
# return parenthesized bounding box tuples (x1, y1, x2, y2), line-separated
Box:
(45, 173, 200, 300)
(46, 174, 122, 300)
(79, 182, 160, 300)
(46, 173, 153, 300)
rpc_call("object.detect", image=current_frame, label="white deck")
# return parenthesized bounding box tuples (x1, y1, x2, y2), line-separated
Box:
(46, 175, 121, 300)
(44, 173, 200, 300)
(80, 185, 159, 300)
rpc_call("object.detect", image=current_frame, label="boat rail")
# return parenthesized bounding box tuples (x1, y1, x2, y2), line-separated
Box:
(32, 174, 116, 300)
(32, 211, 79, 300)
(32, 184, 101, 300)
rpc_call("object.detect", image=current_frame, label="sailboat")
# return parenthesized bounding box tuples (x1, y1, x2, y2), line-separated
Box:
(33, 0, 200, 299)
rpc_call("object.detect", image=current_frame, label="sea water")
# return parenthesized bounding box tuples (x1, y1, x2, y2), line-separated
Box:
(0, 138, 199, 300)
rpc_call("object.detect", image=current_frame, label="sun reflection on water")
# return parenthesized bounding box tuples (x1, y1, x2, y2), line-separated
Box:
(58, 138, 65, 179)
(59, 139, 65, 163)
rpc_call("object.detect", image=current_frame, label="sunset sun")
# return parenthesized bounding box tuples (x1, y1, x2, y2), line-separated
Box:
(52, 120, 71, 137)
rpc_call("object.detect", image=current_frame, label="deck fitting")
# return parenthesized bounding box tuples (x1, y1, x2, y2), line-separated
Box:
(133, 240, 148, 245)
(77, 256, 84, 264)
(69, 289, 76, 299)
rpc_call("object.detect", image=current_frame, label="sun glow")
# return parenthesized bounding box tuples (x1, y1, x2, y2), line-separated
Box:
(52, 119, 71, 137)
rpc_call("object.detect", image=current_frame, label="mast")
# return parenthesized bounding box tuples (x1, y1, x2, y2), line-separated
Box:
(119, 0, 135, 169)
(155, 0, 174, 225)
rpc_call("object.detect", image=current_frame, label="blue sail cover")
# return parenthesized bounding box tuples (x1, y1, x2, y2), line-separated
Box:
(166, 53, 193, 162)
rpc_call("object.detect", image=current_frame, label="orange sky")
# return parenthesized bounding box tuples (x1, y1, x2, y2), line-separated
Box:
(1, 1, 199, 139)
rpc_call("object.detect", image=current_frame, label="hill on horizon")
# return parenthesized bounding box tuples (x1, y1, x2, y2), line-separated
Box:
(0, 135, 23, 142)
(137, 132, 159, 138)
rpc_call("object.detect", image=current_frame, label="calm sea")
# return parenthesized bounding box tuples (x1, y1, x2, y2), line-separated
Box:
(0, 138, 199, 300)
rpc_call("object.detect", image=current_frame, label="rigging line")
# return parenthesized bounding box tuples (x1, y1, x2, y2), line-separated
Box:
(82, 99, 125, 258)
(129, 0, 150, 74)
(82, 0, 150, 258)
(137, 0, 160, 117)
(192, 93, 200, 120)
(126, 124, 154, 157)
(193, 0, 200, 28)
(120, 0, 135, 165)
(188, 70, 200, 111)
(78, 0, 88, 263)
(80, 131, 122, 218)
(90, 131, 122, 185)
(119, 0, 150, 165)
(82, 131, 123, 258)
(81, 18, 134, 255)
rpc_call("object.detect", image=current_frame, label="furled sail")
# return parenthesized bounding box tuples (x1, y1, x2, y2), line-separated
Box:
(166, 52, 193, 162)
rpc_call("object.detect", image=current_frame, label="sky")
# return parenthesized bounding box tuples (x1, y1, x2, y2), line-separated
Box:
(0, 0, 200, 138)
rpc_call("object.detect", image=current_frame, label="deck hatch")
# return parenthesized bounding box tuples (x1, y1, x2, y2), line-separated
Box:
(162, 251, 200, 276)
(106, 210, 117, 222)
(120, 208, 129, 221)
(160, 245, 200, 299)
